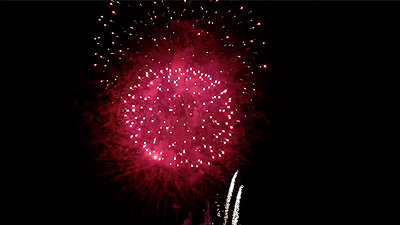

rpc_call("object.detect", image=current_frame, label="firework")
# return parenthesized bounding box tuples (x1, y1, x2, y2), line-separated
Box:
(122, 66, 238, 167)
(232, 185, 244, 225)
(224, 170, 238, 225)
(89, 0, 266, 215)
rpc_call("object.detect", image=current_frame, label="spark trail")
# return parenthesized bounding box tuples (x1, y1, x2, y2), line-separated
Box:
(224, 170, 238, 225)
(232, 185, 244, 225)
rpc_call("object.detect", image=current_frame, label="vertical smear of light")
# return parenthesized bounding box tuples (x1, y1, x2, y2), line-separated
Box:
(231, 185, 244, 225)
(224, 170, 238, 225)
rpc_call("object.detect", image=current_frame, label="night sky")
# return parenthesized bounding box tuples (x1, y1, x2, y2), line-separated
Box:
(4, 1, 395, 225)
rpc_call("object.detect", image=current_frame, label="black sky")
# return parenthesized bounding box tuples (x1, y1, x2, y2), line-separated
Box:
(4, 1, 397, 225)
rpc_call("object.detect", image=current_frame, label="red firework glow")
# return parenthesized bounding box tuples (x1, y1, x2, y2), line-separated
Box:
(122, 67, 238, 168)
(89, 0, 266, 215)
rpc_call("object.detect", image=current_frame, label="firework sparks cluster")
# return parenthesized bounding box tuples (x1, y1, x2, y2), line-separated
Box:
(122, 67, 238, 168)
(89, 0, 267, 213)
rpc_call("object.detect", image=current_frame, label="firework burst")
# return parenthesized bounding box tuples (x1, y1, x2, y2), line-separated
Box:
(88, 0, 267, 216)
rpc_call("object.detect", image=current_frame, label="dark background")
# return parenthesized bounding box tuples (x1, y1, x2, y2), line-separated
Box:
(3, 1, 397, 224)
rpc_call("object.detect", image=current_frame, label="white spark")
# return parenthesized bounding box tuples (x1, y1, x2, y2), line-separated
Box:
(231, 185, 244, 225)
(224, 170, 238, 225)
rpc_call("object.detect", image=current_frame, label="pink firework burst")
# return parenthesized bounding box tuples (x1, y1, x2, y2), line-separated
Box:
(88, 0, 267, 215)
(122, 67, 237, 168)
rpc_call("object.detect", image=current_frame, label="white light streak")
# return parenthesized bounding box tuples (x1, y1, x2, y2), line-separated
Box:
(224, 170, 238, 225)
(231, 185, 244, 225)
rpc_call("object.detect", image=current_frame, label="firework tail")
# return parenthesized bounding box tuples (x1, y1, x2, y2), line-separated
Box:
(231, 185, 243, 225)
(223, 170, 238, 225)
